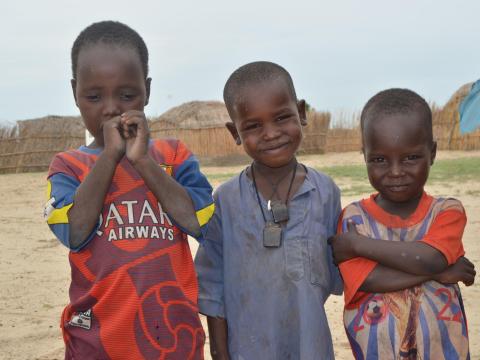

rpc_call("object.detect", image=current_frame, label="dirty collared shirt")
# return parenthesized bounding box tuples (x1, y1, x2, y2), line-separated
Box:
(195, 167, 343, 360)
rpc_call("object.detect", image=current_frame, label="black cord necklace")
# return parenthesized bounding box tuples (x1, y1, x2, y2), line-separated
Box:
(251, 160, 297, 248)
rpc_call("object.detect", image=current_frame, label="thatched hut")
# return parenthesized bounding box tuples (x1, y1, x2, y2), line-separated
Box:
(0, 100, 331, 174)
(149, 100, 331, 159)
(149, 101, 239, 158)
(0, 116, 84, 174)
(434, 82, 480, 150)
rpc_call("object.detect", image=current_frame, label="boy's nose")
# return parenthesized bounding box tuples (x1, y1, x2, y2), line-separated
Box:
(102, 98, 122, 118)
(389, 162, 404, 177)
(262, 122, 281, 140)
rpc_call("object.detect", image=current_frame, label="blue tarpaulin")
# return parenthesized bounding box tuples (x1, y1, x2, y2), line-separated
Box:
(459, 80, 480, 134)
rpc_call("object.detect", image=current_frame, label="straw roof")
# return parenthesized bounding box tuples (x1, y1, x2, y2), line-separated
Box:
(432, 82, 479, 150)
(17, 115, 84, 137)
(437, 82, 473, 125)
(150, 101, 231, 130)
(444, 82, 473, 109)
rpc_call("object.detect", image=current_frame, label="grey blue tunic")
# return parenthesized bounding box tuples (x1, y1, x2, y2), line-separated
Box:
(195, 167, 343, 359)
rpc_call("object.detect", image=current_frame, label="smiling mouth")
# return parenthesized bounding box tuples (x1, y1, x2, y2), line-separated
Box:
(387, 184, 409, 192)
(262, 142, 289, 152)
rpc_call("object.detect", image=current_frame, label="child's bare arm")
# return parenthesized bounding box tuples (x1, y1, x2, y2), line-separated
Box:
(121, 111, 201, 237)
(360, 256, 475, 293)
(207, 316, 230, 360)
(360, 264, 430, 292)
(68, 117, 125, 249)
(330, 221, 447, 275)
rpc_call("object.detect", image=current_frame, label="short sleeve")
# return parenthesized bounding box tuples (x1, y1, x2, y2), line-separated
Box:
(172, 142, 214, 241)
(422, 200, 466, 265)
(337, 207, 377, 305)
(194, 193, 225, 318)
(45, 154, 98, 251)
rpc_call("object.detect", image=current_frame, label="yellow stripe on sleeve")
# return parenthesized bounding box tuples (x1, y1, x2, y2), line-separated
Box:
(196, 203, 215, 227)
(46, 180, 52, 201)
(47, 203, 73, 225)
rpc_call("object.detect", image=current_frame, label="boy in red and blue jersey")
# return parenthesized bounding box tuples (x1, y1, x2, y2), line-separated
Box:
(44, 21, 214, 359)
(329, 89, 476, 360)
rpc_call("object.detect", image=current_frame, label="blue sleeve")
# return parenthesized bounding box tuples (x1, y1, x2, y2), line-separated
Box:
(194, 194, 225, 318)
(174, 154, 214, 241)
(45, 173, 98, 252)
(328, 182, 344, 296)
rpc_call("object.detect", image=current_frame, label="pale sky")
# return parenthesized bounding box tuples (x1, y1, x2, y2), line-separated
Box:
(1, 0, 479, 125)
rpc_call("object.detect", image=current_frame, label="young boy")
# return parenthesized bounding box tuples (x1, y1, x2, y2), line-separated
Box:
(44, 21, 214, 358)
(194, 61, 342, 359)
(329, 89, 476, 359)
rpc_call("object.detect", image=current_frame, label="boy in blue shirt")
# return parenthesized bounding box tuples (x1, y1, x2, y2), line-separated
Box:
(195, 61, 342, 359)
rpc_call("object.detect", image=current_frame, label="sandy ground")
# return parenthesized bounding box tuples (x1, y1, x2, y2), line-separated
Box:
(0, 151, 478, 359)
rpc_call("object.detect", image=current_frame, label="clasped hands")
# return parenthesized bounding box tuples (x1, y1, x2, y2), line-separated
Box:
(102, 110, 150, 165)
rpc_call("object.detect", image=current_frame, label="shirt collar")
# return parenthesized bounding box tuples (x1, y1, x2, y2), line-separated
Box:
(242, 164, 315, 201)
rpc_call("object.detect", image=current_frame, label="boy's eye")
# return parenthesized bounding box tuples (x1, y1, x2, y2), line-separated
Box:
(276, 114, 291, 122)
(370, 157, 385, 163)
(243, 123, 260, 131)
(85, 94, 100, 102)
(405, 155, 420, 161)
(121, 93, 136, 101)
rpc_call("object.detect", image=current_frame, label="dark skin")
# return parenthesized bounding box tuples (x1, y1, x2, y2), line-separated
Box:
(67, 44, 200, 249)
(339, 222, 475, 293)
(207, 78, 307, 360)
(329, 112, 476, 292)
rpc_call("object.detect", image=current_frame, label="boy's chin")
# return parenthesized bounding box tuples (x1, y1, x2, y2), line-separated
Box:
(380, 190, 423, 204)
(255, 155, 297, 169)
(252, 148, 299, 168)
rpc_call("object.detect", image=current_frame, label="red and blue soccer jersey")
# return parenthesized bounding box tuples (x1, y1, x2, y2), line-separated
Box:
(339, 192, 469, 360)
(44, 139, 214, 359)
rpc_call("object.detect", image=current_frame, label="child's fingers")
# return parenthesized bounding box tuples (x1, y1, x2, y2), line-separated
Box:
(128, 124, 137, 137)
(463, 274, 475, 286)
(121, 112, 148, 132)
(461, 257, 475, 269)
(469, 266, 476, 277)
(121, 111, 146, 123)
(120, 121, 130, 138)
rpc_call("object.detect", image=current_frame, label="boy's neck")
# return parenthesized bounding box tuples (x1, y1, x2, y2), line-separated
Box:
(252, 158, 298, 183)
(375, 191, 424, 219)
(250, 158, 306, 204)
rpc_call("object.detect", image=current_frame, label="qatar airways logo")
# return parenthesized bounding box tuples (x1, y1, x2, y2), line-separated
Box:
(96, 200, 175, 242)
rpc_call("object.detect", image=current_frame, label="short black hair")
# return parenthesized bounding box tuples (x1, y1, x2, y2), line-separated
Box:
(360, 88, 433, 143)
(71, 20, 149, 80)
(223, 61, 297, 117)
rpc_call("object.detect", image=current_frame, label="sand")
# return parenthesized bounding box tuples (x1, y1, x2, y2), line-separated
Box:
(0, 151, 478, 359)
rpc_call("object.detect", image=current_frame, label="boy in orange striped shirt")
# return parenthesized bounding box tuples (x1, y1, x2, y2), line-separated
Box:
(329, 88, 475, 360)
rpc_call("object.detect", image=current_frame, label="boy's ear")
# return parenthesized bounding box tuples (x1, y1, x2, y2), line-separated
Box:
(145, 77, 152, 106)
(71, 79, 78, 106)
(430, 141, 437, 165)
(297, 100, 307, 126)
(226, 122, 241, 145)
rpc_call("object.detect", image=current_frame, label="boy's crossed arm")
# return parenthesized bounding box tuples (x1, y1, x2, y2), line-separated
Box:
(359, 258, 475, 293)
(329, 221, 476, 295)
(331, 221, 448, 275)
